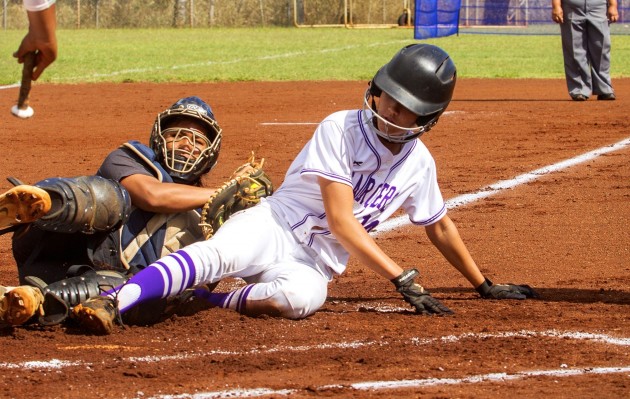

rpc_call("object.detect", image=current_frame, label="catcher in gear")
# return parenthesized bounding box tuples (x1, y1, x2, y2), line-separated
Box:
(0, 96, 273, 329)
(71, 45, 537, 336)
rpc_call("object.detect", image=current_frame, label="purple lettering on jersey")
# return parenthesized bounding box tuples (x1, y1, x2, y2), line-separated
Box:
(359, 214, 380, 232)
(376, 185, 397, 211)
(365, 183, 384, 207)
(354, 176, 376, 204)
(352, 172, 363, 197)
(354, 174, 399, 211)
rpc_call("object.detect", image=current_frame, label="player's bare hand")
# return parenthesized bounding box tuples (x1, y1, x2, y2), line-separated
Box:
(476, 278, 539, 300)
(391, 269, 454, 316)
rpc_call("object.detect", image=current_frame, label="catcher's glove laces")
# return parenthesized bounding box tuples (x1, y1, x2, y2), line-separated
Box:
(97, 281, 126, 329)
(200, 152, 273, 240)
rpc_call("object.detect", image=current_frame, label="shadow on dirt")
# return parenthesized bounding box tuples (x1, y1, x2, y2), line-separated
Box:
(433, 286, 630, 305)
(329, 286, 630, 308)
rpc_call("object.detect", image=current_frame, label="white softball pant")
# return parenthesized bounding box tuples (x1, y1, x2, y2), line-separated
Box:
(185, 200, 329, 319)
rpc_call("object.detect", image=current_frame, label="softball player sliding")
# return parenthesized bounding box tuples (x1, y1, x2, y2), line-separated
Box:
(74, 44, 538, 334)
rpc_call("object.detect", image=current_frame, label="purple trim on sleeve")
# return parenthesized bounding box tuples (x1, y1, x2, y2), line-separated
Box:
(301, 168, 352, 185)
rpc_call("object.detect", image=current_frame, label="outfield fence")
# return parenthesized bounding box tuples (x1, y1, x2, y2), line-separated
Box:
(1, 0, 629, 34)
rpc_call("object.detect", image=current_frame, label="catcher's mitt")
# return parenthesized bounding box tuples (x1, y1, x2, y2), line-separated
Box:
(200, 153, 273, 239)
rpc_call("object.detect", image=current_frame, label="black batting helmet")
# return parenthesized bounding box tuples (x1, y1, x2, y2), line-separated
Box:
(368, 44, 456, 142)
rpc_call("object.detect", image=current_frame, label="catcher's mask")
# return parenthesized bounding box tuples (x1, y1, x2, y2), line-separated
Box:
(150, 96, 222, 184)
(364, 44, 456, 143)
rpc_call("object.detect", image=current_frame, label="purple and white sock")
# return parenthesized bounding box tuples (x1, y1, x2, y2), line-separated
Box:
(104, 249, 198, 314)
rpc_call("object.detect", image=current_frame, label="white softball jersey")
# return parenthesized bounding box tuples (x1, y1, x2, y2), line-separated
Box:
(267, 109, 446, 277)
(23, 0, 56, 12)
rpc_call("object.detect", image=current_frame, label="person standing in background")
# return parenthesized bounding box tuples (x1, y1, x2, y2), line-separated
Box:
(552, 0, 618, 101)
(15, 0, 57, 81)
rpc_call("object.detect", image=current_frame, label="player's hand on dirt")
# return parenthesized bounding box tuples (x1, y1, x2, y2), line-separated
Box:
(391, 269, 453, 316)
(476, 278, 539, 300)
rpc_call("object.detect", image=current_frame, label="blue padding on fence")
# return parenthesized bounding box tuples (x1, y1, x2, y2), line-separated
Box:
(414, 0, 461, 39)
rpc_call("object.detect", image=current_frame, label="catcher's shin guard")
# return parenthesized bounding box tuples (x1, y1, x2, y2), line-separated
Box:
(25, 270, 128, 326)
(33, 176, 131, 234)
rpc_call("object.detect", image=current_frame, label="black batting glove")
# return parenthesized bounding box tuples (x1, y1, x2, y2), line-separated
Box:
(476, 278, 539, 300)
(391, 269, 454, 315)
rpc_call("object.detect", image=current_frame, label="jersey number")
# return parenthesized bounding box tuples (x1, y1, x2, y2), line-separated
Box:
(361, 215, 380, 233)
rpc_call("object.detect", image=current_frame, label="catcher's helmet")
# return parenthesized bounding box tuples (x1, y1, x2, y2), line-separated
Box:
(366, 44, 456, 143)
(150, 96, 222, 184)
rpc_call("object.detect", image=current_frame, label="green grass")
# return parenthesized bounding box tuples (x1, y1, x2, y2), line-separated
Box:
(1, 27, 629, 84)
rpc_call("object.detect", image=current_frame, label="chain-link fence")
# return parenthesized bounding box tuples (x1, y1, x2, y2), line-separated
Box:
(3, 1, 629, 31)
(1, 0, 412, 29)
(460, 0, 630, 26)
(2, 0, 294, 29)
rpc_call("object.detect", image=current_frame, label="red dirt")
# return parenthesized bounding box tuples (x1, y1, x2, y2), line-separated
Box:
(1, 79, 629, 398)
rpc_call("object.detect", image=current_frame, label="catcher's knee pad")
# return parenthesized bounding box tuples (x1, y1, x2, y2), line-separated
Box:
(25, 269, 128, 326)
(33, 176, 131, 234)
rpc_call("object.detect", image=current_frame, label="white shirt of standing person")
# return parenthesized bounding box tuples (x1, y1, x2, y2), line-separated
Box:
(23, 0, 56, 12)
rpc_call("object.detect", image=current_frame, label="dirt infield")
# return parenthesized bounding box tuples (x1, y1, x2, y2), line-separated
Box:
(1, 79, 629, 399)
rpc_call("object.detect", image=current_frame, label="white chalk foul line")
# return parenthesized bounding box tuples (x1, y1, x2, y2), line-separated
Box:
(0, 83, 20, 90)
(410, 329, 630, 347)
(336, 365, 630, 391)
(151, 365, 630, 398)
(2, 329, 627, 371)
(375, 136, 630, 235)
(2, 329, 629, 397)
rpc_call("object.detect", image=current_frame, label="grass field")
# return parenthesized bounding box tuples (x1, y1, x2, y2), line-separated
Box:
(1, 27, 630, 85)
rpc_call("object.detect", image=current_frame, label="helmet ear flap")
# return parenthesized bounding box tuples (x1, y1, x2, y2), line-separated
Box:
(369, 81, 382, 97)
(416, 110, 441, 127)
(414, 111, 442, 135)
